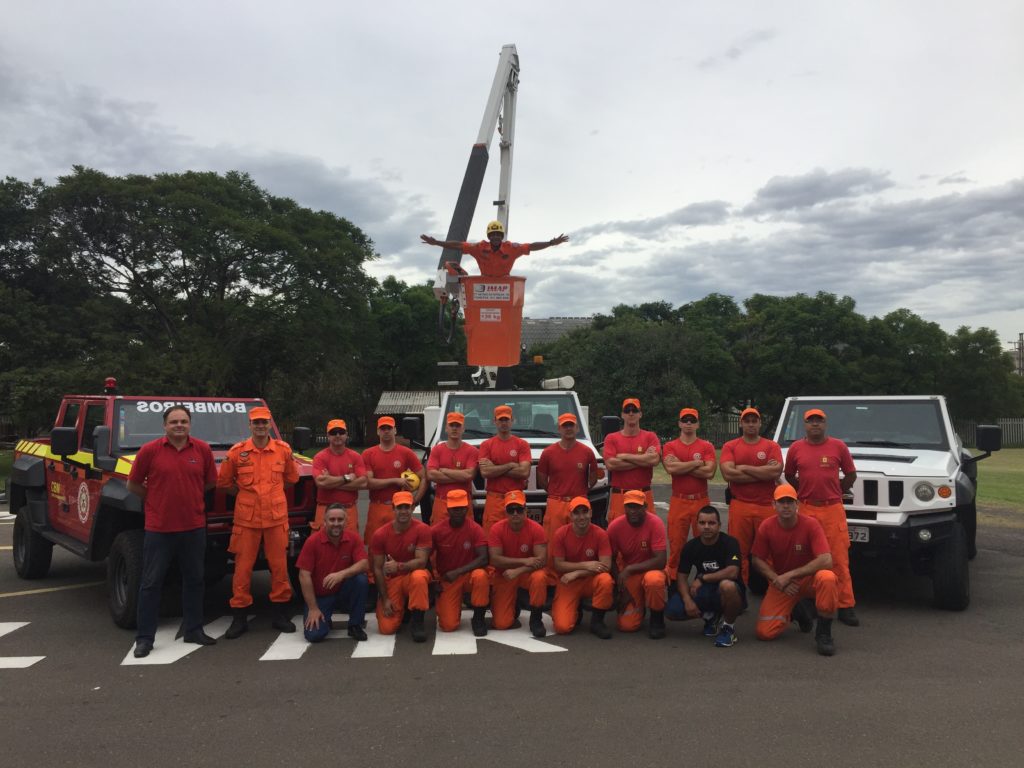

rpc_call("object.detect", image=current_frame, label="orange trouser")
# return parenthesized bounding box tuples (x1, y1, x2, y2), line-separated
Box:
(552, 573, 614, 634)
(727, 499, 776, 585)
(229, 524, 292, 608)
(435, 569, 490, 632)
(543, 498, 573, 544)
(376, 569, 431, 635)
(482, 492, 508, 533)
(364, 501, 394, 545)
(756, 570, 838, 640)
(430, 496, 450, 527)
(490, 569, 548, 630)
(616, 570, 668, 632)
(607, 489, 655, 522)
(800, 501, 855, 609)
(312, 502, 358, 534)
(666, 496, 706, 580)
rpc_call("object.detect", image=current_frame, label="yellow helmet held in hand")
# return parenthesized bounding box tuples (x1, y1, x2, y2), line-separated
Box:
(401, 469, 421, 491)
(486, 220, 504, 235)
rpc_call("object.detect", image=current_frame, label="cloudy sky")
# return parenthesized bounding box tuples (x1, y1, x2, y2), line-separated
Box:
(3, 1, 1022, 345)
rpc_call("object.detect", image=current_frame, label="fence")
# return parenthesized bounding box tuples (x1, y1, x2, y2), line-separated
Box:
(954, 418, 1024, 449)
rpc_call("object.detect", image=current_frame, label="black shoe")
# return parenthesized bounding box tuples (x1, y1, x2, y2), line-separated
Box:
(471, 608, 488, 637)
(791, 599, 814, 633)
(648, 610, 666, 640)
(410, 610, 426, 643)
(529, 609, 546, 638)
(347, 625, 368, 642)
(225, 611, 248, 640)
(837, 607, 860, 627)
(133, 639, 153, 658)
(183, 630, 217, 646)
(272, 605, 296, 633)
(590, 610, 611, 640)
(815, 618, 836, 657)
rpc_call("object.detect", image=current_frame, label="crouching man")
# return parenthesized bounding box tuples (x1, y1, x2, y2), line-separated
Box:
(550, 497, 613, 639)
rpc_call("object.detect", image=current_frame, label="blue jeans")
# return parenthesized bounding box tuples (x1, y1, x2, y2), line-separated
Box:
(303, 573, 369, 643)
(666, 580, 747, 620)
(136, 528, 206, 643)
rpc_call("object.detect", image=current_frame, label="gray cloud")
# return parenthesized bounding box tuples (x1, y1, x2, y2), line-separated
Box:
(938, 172, 972, 185)
(572, 201, 731, 244)
(697, 29, 778, 70)
(744, 167, 894, 215)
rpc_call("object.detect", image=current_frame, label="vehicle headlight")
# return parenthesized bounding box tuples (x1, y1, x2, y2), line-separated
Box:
(914, 483, 935, 502)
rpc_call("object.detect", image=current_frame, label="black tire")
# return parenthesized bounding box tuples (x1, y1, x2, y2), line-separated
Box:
(957, 502, 978, 561)
(107, 529, 144, 629)
(13, 506, 53, 579)
(932, 522, 970, 611)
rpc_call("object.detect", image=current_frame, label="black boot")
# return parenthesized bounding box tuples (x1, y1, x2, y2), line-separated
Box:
(225, 608, 248, 640)
(272, 604, 295, 633)
(590, 609, 611, 640)
(648, 610, 666, 639)
(791, 599, 814, 633)
(471, 607, 488, 637)
(410, 610, 426, 643)
(529, 609, 546, 638)
(837, 607, 860, 627)
(815, 618, 835, 656)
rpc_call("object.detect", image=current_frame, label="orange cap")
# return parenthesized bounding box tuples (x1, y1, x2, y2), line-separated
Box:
(446, 412, 465, 425)
(557, 413, 577, 426)
(494, 405, 513, 419)
(445, 489, 469, 508)
(773, 484, 798, 501)
(249, 406, 272, 421)
(569, 496, 591, 511)
(804, 408, 826, 420)
(326, 419, 347, 432)
(623, 489, 647, 506)
(622, 397, 641, 410)
(504, 490, 526, 507)
(377, 416, 395, 428)
(679, 408, 699, 419)
(392, 490, 414, 506)
(740, 407, 761, 420)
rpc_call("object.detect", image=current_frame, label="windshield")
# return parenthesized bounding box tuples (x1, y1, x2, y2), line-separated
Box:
(444, 394, 582, 439)
(116, 399, 273, 451)
(778, 400, 948, 450)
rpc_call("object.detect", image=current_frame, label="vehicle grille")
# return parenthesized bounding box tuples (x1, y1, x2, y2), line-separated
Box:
(858, 479, 904, 508)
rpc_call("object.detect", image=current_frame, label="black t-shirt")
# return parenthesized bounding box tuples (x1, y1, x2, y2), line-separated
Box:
(679, 533, 743, 584)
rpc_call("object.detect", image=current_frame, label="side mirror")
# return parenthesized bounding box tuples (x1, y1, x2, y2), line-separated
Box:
(50, 427, 80, 457)
(92, 425, 118, 471)
(975, 425, 1002, 454)
(401, 416, 424, 447)
(291, 427, 312, 452)
(600, 415, 621, 442)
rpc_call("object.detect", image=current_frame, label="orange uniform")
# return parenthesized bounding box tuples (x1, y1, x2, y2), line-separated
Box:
(479, 435, 531, 532)
(603, 430, 660, 521)
(537, 441, 598, 543)
(427, 442, 478, 527)
(550, 523, 614, 634)
(721, 435, 783, 584)
(362, 443, 423, 544)
(369, 520, 432, 635)
(431, 518, 489, 632)
(311, 446, 365, 533)
(460, 240, 531, 276)
(662, 436, 716, 580)
(607, 512, 668, 632)
(217, 437, 299, 609)
(488, 518, 548, 630)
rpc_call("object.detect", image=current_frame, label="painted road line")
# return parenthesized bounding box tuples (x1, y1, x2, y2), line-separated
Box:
(0, 546, 11, 550)
(121, 615, 235, 665)
(432, 610, 565, 655)
(0, 622, 46, 668)
(0, 581, 105, 599)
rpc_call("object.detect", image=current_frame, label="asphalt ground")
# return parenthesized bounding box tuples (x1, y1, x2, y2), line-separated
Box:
(1, 491, 1023, 768)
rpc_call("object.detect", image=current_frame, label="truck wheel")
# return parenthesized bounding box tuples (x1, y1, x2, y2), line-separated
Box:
(957, 502, 978, 561)
(107, 529, 144, 629)
(932, 523, 970, 611)
(13, 506, 53, 579)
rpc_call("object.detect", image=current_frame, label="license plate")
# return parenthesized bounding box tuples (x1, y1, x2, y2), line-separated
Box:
(849, 526, 869, 543)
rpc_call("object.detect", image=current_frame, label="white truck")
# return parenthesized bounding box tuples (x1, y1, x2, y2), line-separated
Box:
(773, 395, 1001, 610)
(403, 388, 610, 526)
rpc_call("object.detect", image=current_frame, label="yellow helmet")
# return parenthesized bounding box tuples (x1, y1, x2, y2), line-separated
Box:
(486, 220, 505, 235)
(401, 469, 421, 491)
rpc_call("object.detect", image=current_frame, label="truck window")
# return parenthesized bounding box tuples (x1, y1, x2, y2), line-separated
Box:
(60, 402, 81, 430)
(81, 403, 106, 450)
(443, 394, 582, 438)
(779, 400, 948, 450)
(115, 400, 264, 450)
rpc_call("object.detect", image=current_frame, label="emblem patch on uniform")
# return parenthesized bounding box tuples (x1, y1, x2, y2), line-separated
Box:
(641, 540, 649, 550)
(585, 548, 595, 557)
(636, 446, 643, 453)
(694, 453, 702, 460)
(821, 457, 830, 465)
(576, 462, 583, 469)
(393, 460, 401, 469)
(520, 544, 530, 553)
(795, 544, 803, 551)
(510, 449, 518, 458)
(77, 482, 90, 525)
(407, 543, 415, 552)
(240, 451, 249, 459)
(456, 461, 462, 468)
(757, 451, 767, 460)
(463, 541, 471, 549)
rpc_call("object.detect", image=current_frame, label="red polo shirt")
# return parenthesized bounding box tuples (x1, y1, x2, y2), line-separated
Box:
(487, 518, 546, 574)
(312, 447, 366, 506)
(663, 437, 716, 497)
(720, 436, 783, 505)
(362, 444, 423, 504)
(128, 436, 216, 533)
(427, 441, 479, 501)
(432, 518, 487, 574)
(785, 438, 856, 503)
(370, 519, 432, 563)
(603, 429, 661, 490)
(551, 524, 611, 563)
(479, 435, 531, 495)
(607, 512, 667, 567)
(538, 441, 598, 498)
(751, 514, 830, 574)
(295, 528, 367, 597)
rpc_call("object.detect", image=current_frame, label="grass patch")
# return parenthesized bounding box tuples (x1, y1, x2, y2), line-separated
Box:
(0, 449, 12, 484)
(975, 447, 1022, 512)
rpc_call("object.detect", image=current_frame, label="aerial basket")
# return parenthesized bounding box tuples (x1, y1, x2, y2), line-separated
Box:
(459, 275, 526, 367)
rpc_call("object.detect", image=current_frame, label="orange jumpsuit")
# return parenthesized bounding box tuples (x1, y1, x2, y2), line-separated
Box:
(432, 517, 490, 632)
(756, 571, 838, 640)
(550, 524, 614, 634)
(607, 512, 668, 632)
(369, 520, 432, 635)
(217, 438, 299, 609)
(800, 501, 854, 609)
(488, 518, 548, 630)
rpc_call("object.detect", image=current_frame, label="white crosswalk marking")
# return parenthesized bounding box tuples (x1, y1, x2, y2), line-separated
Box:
(432, 611, 566, 655)
(0, 622, 45, 668)
(120, 615, 235, 665)
(260, 614, 396, 660)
